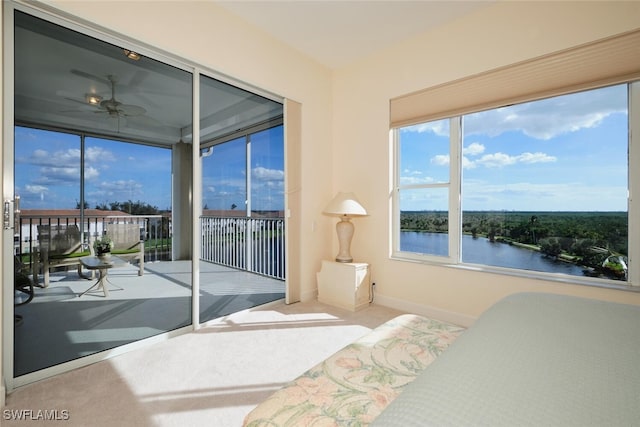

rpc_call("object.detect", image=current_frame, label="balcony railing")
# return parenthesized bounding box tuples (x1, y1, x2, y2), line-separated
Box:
(15, 213, 171, 267)
(15, 213, 285, 282)
(200, 216, 285, 280)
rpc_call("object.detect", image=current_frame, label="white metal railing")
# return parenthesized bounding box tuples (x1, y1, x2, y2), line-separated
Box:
(200, 216, 285, 280)
(16, 214, 171, 267)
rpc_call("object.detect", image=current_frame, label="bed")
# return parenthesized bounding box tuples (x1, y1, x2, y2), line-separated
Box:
(245, 293, 640, 426)
(373, 292, 640, 426)
(243, 313, 465, 426)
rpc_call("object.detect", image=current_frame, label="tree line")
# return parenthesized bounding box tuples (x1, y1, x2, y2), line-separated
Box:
(76, 200, 162, 215)
(401, 211, 628, 278)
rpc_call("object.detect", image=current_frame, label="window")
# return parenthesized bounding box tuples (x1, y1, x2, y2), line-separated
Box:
(392, 82, 637, 286)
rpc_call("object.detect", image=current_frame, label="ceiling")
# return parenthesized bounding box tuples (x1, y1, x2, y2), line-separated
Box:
(14, 11, 282, 147)
(214, 0, 493, 69)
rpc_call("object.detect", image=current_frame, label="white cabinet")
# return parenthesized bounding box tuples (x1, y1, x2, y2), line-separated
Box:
(317, 260, 370, 311)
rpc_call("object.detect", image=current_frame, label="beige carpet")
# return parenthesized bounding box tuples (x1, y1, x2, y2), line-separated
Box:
(3, 300, 403, 426)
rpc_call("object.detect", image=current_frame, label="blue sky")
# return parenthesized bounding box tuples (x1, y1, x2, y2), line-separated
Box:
(14, 126, 284, 212)
(201, 126, 284, 211)
(399, 84, 628, 212)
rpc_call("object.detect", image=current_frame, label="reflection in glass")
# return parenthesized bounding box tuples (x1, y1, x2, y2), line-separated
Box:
(199, 75, 285, 324)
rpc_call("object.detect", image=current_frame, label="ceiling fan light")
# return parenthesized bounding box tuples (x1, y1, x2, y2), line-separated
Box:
(123, 49, 141, 61)
(85, 94, 102, 105)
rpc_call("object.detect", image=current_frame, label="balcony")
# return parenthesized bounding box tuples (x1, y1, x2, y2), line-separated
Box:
(13, 211, 285, 377)
(15, 211, 285, 282)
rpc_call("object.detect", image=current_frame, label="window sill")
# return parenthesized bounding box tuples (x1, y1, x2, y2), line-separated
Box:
(389, 254, 639, 293)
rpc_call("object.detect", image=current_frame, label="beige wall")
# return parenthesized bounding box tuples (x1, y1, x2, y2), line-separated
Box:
(333, 1, 640, 325)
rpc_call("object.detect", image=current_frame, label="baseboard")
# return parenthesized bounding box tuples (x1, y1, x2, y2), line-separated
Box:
(300, 288, 318, 303)
(373, 293, 476, 328)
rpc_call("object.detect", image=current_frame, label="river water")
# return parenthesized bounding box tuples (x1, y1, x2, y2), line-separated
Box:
(400, 231, 586, 276)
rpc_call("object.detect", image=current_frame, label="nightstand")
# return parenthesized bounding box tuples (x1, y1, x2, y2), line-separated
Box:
(317, 260, 371, 311)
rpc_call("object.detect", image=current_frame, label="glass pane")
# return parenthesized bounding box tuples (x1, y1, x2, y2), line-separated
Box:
(14, 127, 80, 210)
(249, 126, 285, 278)
(399, 119, 450, 185)
(250, 126, 284, 214)
(13, 10, 193, 377)
(85, 137, 173, 263)
(461, 85, 628, 280)
(202, 137, 247, 213)
(399, 188, 449, 257)
(199, 75, 285, 324)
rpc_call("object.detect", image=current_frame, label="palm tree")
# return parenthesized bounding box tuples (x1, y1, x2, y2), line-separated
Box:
(530, 215, 538, 244)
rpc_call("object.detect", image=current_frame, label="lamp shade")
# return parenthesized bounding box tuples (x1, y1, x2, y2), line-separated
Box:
(323, 192, 367, 216)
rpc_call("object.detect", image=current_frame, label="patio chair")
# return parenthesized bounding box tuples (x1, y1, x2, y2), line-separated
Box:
(106, 223, 145, 276)
(15, 255, 35, 326)
(37, 224, 91, 287)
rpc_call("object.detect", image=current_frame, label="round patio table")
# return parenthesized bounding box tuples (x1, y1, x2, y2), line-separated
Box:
(78, 255, 127, 297)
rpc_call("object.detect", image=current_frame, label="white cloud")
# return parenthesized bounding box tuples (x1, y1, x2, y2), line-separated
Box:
(94, 180, 143, 199)
(472, 151, 557, 168)
(463, 142, 485, 156)
(431, 155, 450, 166)
(403, 169, 423, 176)
(252, 166, 284, 181)
(400, 169, 435, 185)
(85, 146, 116, 163)
(517, 152, 557, 164)
(462, 156, 476, 169)
(26, 148, 79, 167)
(404, 120, 449, 136)
(462, 180, 627, 211)
(475, 152, 517, 168)
(400, 175, 434, 186)
(36, 166, 79, 183)
(25, 184, 47, 194)
(429, 149, 556, 169)
(84, 166, 100, 180)
(464, 84, 627, 140)
(401, 85, 626, 141)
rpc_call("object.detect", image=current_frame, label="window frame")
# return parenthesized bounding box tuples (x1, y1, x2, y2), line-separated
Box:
(391, 81, 640, 290)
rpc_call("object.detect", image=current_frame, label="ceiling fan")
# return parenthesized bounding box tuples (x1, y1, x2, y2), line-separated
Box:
(63, 69, 162, 129)
(97, 74, 146, 118)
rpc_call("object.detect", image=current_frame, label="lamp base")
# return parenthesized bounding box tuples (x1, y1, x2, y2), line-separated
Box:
(335, 217, 354, 263)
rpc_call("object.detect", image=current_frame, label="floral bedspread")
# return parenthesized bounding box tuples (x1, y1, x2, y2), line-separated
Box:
(243, 314, 465, 427)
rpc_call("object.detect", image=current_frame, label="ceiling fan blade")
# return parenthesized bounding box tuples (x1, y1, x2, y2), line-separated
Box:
(70, 69, 109, 86)
(118, 104, 146, 116)
(64, 97, 92, 106)
(60, 109, 91, 113)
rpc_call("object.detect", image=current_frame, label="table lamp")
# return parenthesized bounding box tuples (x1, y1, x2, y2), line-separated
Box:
(323, 192, 367, 263)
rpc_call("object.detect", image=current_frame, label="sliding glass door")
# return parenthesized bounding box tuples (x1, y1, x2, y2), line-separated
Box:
(4, 3, 288, 389)
(9, 8, 193, 383)
(198, 75, 285, 324)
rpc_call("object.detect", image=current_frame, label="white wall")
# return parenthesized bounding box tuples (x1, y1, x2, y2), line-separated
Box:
(332, 1, 640, 325)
